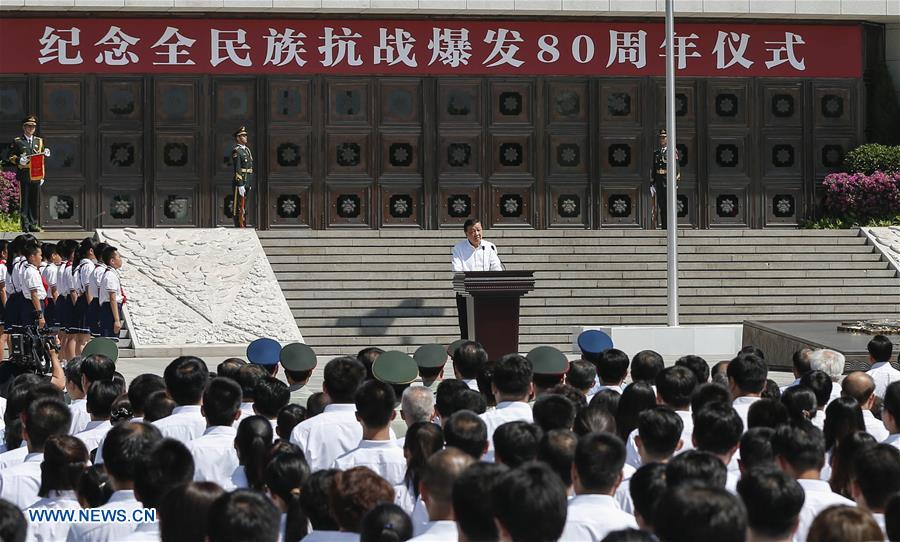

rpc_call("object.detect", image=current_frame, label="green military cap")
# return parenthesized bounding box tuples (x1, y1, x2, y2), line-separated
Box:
(234, 125, 248, 137)
(414, 344, 447, 369)
(373, 350, 418, 385)
(526, 345, 568, 375)
(81, 337, 119, 363)
(447, 339, 467, 358)
(280, 343, 317, 372)
(22, 116, 37, 126)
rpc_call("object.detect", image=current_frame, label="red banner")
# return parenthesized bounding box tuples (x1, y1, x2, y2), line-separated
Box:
(28, 154, 44, 181)
(0, 18, 861, 77)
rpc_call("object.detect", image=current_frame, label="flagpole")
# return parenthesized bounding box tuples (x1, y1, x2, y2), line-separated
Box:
(665, 0, 680, 327)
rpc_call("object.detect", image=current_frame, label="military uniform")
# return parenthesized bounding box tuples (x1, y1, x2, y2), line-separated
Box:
(373, 350, 419, 439)
(280, 342, 318, 407)
(650, 129, 680, 230)
(5, 116, 49, 232)
(231, 126, 254, 228)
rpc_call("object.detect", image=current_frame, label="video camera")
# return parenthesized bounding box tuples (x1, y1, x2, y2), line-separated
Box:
(9, 323, 59, 375)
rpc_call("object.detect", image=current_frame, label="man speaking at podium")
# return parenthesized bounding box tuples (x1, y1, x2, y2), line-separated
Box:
(451, 218, 503, 339)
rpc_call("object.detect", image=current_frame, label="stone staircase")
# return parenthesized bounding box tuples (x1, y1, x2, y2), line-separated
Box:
(258, 229, 900, 356)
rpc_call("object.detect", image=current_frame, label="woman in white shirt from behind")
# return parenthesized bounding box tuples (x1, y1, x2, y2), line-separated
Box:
(26, 435, 88, 542)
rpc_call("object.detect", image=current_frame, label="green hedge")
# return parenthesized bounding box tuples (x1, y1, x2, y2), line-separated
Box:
(843, 144, 900, 175)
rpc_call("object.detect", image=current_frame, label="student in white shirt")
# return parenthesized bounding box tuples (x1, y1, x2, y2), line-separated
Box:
(25, 435, 88, 542)
(73, 379, 123, 456)
(21, 244, 47, 328)
(39, 242, 59, 332)
(98, 246, 125, 339)
(692, 402, 743, 491)
(0, 398, 71, 510)
(153, 356, 208, 444)
(883, 381, 900, 450)
(360, 503, 413, 542)
(70, 241, 96, 356)
(327, 467, 396, 540)
(451, 341, 487, 392)
(866, 335, 900, 399)
(252, 376, 289, 433)
(588, 348, 630, 397)
(802, 370, 834, 430)
(450, 461, 507, 542)
(207, 489, 281, 542)
(236, 364, 267, 422)
(450, 219, 502, 338)
(850, 444, 900, 537)
(625, 366, 696, 468)
(333, 380, 407, 486)
(736, 467, 805, 542)
(616, 407, 684, 513)
(480, 354, 535, 450)
(781, 348, 813, 394)
(231, 415, 274, 491)
(85, 242, 108, 337)
(841, 371, 890, 442)
(0, 240, 8, 354)
(63, 357, 90, 435)
(265, 451, 311, 542)
(152, 481, 224, 542)
(187, 377, 241, 487)
(298, 469, 343, 541)
(494, 463, 568, 542)
(728, 353, 767, 430)
(126, 438, 196, 542)
(408, 448, 474, 541)
(56, 240, 76, 361)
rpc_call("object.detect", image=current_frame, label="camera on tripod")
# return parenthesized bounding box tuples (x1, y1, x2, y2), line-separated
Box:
(9, 313, 59, 375)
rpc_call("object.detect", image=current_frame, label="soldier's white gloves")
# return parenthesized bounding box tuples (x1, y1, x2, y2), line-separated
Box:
(650, 185, 656, 197)
(44, 148, 51, 157)
(40, 179, 44, 186)
(238, 186, 246, 197)
(19, 155, 28, 165)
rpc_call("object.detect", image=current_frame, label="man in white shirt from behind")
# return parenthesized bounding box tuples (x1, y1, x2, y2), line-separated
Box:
(841, 372, 889, 442)
(728, 353, 766, 431)
(480, 354, 535, 452)
(850, 444, 900, 537)
(409, 448, 474, 541)
(866, 334, 900, 399)
(560, 433, 638, 542)
(625, 366, 696, 469)
(736, 468, 805, 542)
(781, 348, 813, 394)
(451, 219, 502, 339)
(617, 407, 683, 513)
(332, 380, 407, 486)
(883, 381, 900, 451)
(153, 356, 208, 444)
(187, 377, 242, 488)
(809, 349, 846, 405)
(64, 356, 91, 435)
(692, 402, 744, 492)
(73, 379, 121, 456)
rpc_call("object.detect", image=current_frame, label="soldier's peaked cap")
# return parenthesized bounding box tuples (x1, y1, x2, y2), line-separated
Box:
(22, 116, 37, 126)
(234, 126, 248, 137)
(577, 330, 614, 357)
(527, 345, 569, 375)
(373, 350, 418, 385)
(280, 343, 317, 372)
(247, 338, 281, 366)
(82, 337, 119, 363)
(414, 344, 447, 369)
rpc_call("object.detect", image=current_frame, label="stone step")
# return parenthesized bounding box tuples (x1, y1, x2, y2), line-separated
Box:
(266, 254, 886, 266)
(259, 235, 869, 247)
(257, 229, 863, 239)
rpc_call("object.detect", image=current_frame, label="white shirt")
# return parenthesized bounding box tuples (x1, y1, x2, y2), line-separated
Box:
(73, 420, 113, 455)
(332, 439, 407, 486)
(409, 520, 458, 541)
(100, 267, 122, 305)
(0, 396, 5, 433)
(40, 263, 58, 293)
(480, 401, 534, 450)
(302, 531, 358, 542)
(23, 264, 46, 300)
(559, 494, 637, 542)
(66, 490, 147, 542)
(57, 262, 72, 296)
(0, 452, 43, 508)
(237, 402, 255, 422)
(188, 425, 239, 488)
(883, 433, 900, 451)
(226, 465, 248, 491)
(451, 239, 502, 272)
(291, 403, 362, 471)
(68, 399, 91, 435)
(868, 362, 900, 399)
(0, 443, 29, 470)
(462, 378, 480, 392)
(152, 405, 206, 444)
(120, 522, 160, 541)
(732, 396, 761, 432)
(588, 380, 624, 397)
(26, 490, 81, 542)
(794, 478, 855, 542)
(73, 259, 95, 295)
(624, 409, 693, 469)
(861, 410, 889, 442)
(90, 263, 107, 300)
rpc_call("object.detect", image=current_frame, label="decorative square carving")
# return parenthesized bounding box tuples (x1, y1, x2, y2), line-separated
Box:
(328, 186, 370, 226)
(599, 136, 641, 177)
(40, 80, 83, 124)
(381, 186, 422, 227)
(42, 132, 85, 179)
(215, 80, 255, 122)
(155, 186, 198, 226)
(492, 135, 532, 175)
(100, 133, 142, 177)
(490, 184, 533, 226)
(763, 84, 803, 127)
(215, 184, 255, 227)
(548, 134, 589, 176)
(439, 134, 481, 176)
(154, 79, 199, 124)
(656, 83, 695, 123)
(269, 79, 311, 124)
(600, 185, 640, 226)
(707, 83, 749, 125)
(156, 133, 198, 177)
(491, 82, 532, 124)
(438, 81, 481, 125)
(547, 81, 588, 123)
(381, 80, 421, 125)
(439, 186, 481, 227)
(708, 187, 748, 226)
(764, 136, 803, 178)
(42, 184, 84, 228)
(765, 185, 803, 226)
(269, 132, 311, 178)
(0, 78, 27, 122)
(326, 133, 370, 176)
(328, 81, 370, 125)
(268, 183, 311, 228)
(100, 187, 142, 227)
(601, 82, 641, 125)
(548, 185, 588, 227)
(707, 136, 749, 178)
(814, 86, 853, 128)
(381, 134, 421, 175)
(814, 136, 856, 177)
(100, 79, 142, 123)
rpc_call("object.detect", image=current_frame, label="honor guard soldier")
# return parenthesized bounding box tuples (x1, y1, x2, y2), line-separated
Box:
(6, 116, 50, 232)
(577, 329, 614, 398)
(247, 337, 281, 376)
(280, 342, 318, 407)
(372, 350, 418, 439)
(414, 343, 448, 395)
(651, 129, 680, 230)
(231, 126, 254, 228)
(527, 345, 569, 398)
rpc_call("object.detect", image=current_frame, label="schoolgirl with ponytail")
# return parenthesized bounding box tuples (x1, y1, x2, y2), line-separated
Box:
(265, 447, 311, 542)
(232, 415, 273, 491)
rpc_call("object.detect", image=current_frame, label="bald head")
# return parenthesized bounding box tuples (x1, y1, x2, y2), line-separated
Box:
(421, 447, 476, 506)
(842, 371, 876, 407)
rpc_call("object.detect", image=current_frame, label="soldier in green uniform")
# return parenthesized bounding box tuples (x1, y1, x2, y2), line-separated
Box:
(280, 342, 318, 407)
(372, 350, 419, 438)
(527, 345, 569, 400)
(6, 116, 50, 232)
(414, 343, 448, 395)
(231, 126, 253, 228)
(651, 129, 680, 230)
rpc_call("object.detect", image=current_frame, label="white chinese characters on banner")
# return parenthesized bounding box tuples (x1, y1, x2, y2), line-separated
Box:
(39, 26, 83, 65)
(428, 28, 472, 67)
(212, 29, 252, 67)
(483, 29, 524, 68)
(151, 26, 196, 66)
(94, 26, 140, 65)
(263, 28, 307, 67)
(607, 30, 647, 69)
(374, 28, 417, 67)
(319, 27, 363, 67)
(659, 33, 701, 70)
(765, 32, 806, 70)
(713, 31, 753, 69)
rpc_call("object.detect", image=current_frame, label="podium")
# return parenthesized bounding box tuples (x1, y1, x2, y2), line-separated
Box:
(453, 271, 535, 360)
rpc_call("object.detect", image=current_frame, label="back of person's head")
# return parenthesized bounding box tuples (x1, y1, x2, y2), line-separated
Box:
(492, 462, 567, 542)
(443, 410, 487, 459)
(739, 427, 776, 472)
(692, 402, 742, 456)
(102, 422, 163, 484)
(656, 366, 697, 409)
(158, 481, 225, 542)
(236, 364, 267, 401)
(629, 462, 668, 529)
(355, 379, 397, 428)
(637, 407, 684, 460)
(492, 353, 533, 398)
(793, 348, 813, 375)
(615, 382, 657, 441)
(726, 353, 767, 394)
(163, 356, 209, 406)
(675, 355, 710, 384)
(882, 380, 900, 422)
(747, 398, 789, 429)
(81, 354, 116, 384)
(841, 371, 876, 406)
(589, 388, 621, 416)
(38, 435, 88, 497)
(434, 379, 469, 419)
(538, 429, 577, 488)
(868, 334, 893, 363)
(711, 361, 729, 385)
(566, 359, 596, 393)
(76, 464, 113, 508)
(216, 358, 246, 381)
(64, 356, 84, 394)
(400, 386, 434, 426)
(127, 373, 166, 417)
(420, 448, 475, 507)
(86, 379, 124, 420)
(631, 350, 664, 384)
(494, 421, 543, 468)
(323, 356, 367, 403)
(655, 485, 747, 542)
(306, 392, 330, 418)
(806, 505, 884, 542)
(772, 424, 826, 474)
(574, 432, 626, 493)
(781, 385, 819, 425)
(886, 494, 900, 542)
(265, 450, 311, 542)
(852, 443, 900, 511)
(134, 438, 195, 508)
(573, 404, 617, 436)
(690, 382, 731, 413)
(476, 360, 497, 407)
(253, 377, 289, 419)
(801, 370, 833, 407)
(666, 449, 727, 489)
(596, 348, 629, 384)
(737, 467, 805, 540)
(235, 415, 273, 491)
(329, 467, 395, 533)
(207, 488, 280, 542)
(452, 341, 488, 380)
(545, 384, 587, 413)
(143, 390, 177, 422)
(202, 377, 242, 426)
(453, 462, 508, 542)
(402, 422, 444, 496)
(357, 347, 384, 380)
(830, 431, 878, 499)
(823, 397, 864, 451)
(276, 404, 306, 441)
(739, 346, 766, 359)
(0, 498, 26, 542)
(762, 378, 782, 400)
(300, 469, 340, 531)
(533, 394, 576, 432)
(24, 397, 72, 451)
(359, 503, 412, 542)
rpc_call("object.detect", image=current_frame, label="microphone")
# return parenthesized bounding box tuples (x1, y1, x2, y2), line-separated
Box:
(481, 245, 486, 271)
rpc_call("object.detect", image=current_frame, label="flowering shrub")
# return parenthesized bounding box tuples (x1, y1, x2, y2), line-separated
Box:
(0, 170, 20, 215)
(822, 171, 900, 222)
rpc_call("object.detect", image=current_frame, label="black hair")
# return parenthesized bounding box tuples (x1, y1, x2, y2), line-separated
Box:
(158, 482, 225, 542)
(102, 422, 163, 483)
(5, 382, 61, 450)
(0, 498, 27, 542)
(276, 404, 307, 441)
(81, 354, 116, 384)
(462, 218, 481, 232)
(359, 503, 412, 542)
(323, 356, 367, 403)
(690, 382, 731, 413)
(216, 358, 246, 381)
(573, 404, 617, 436)
(143, 390, 177, 422)
(453, 462, 508, 542)
(99, 245, 117, 266)
(739, 346, 766, 359)
(532, 373, 565, 390)
(40, 242, 57, 262)
(38, 435, 89, 498)
(538, 429, 577, 487)
(532, 394, 576, 432)
(629, 462, 668, 528)
(73, 240, 93, 269)
(665, 449, 727, 489)
(133, 438, 195, 508)
(492, 354, 533, 397)
(300, 469, 341, 531)
(86, 379, 125, 420)
(235, 415, 273, 491)
(253, 376, 290, 419)
(547, 384, 588, 413)
(747, 398, 789, 429)
(566, 360, 595, 392)
(418, 364, 443, 381)
(24, 397, 72, 451)
(492, 462, 567, 542)
(637, 407, 684, 459)
(574, 432, 627, 493)
(110, 395, 133, 424)
(237, 364, 267, 400)
(772, 423, 826, 473)
(207, 489, 280, 542)
(355, 379, 397, 428)
(476, 360, 497, 407)
(852, 443, 900, 510)
(737, 468, 805, 540)
(762, 381, 782, 401)
(800, 370, 833, 409)
(589, 388, 621, 416)
(692, 402, 743, 455)
(443, 410, 488, 459)
(306, 392, 329, 418)
(781, 385, 819, 426)
(615, 382, 657, 441)
(830, 431, 878, 499)
(675, 355, 710, 384)
(434, 379, 470, 419)
(163, 356, 209, 406)
(127, 373, 166, 417)
(656, 366, 697, 408)
(595, 348, 629, 384)
(63, 356, 84, 393)
(265, 450, 311, 542)
(885, 380, 900, 421)
(631, 350, 664, 384)
(727, 354, 767, 394)
(793, 348, 813, 375)
(739, 427, 776, 472)
(202, 377, 242, 426)
(656, 485, 747, 542)
(868, 334, 894, 363)
(76, 464, 113, 508)
(494, 421, 543, 468)
(403, 420, 444, 498)
(823, 397, 864, 451)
